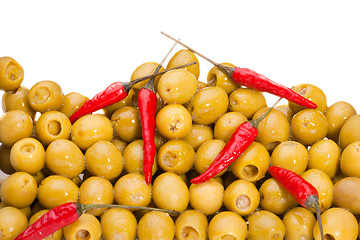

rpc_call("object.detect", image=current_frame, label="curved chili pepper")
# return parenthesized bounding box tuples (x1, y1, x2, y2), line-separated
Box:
(139, 41, 178, 184)
(268, 166, 324, 240)
(14, 202, 179, 240)
(161, 32, 317, 109)
(69, 61, 196, 124)
(191, 98, 282, 184)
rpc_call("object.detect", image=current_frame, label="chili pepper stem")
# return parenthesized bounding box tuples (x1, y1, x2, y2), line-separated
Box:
(250, 97, 282, 128)
(76, 203, 179, 216)
(305, 195, 325, 240)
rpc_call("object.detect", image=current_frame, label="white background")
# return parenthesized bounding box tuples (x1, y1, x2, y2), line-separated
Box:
(1, 0, 360, 110)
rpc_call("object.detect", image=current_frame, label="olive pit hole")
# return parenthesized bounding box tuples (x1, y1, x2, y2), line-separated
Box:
(48, 120, 62, 136)
(163, 151, 178, 168)
(221, 234, 236, 240)
(299, 87, 308, 95)
(236, 194, 250, 210)
(76, 229, 91, 240)
(241, 165, 259, 180)
(207, 73, 217, 86)
(181, 226, 199, 240)
(325, 234, 335, 240)
(21, 144, 35, 154)
(33, 87, 50, 104)
(6, 64, 19, 81)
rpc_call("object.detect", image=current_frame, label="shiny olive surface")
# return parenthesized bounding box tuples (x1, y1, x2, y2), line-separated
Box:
(208, 211, 247, 240)
(229, 88, 267, 119)
(28, 80, 64, 113)
(338, 114, 360, 150)
(283, 207, 316, 240)
(207, 63, 239, 94)
(130, 62, 164, 90)
(0, 206, 28, 240)
(58, 92, 89, 118)
(137, 211, 175, 240)
(247, 210, 285, 240)
(289, 83, 327, 114)
(0, 57, 24, 93)
(340, 141, 360, 177)
(166, 49, 200, 79)
(2, 86, 36, 119)
(333, 177, 360, 215)
(101, 208, 137, 240)
(111, 106, 142, 143)
(187, 86, 228, 125)
(183, 124, 213, 151)
(214, 111, 247, 143)
(63, 213, 102, 240)
(175, 210, 208, 240)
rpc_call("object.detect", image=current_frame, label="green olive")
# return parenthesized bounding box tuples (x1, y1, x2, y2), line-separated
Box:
(0, 172, 37, 208)
(0, 206, 28, 240)
(0, 110, 33, 147)
(137, 211, 175, 240)
(333, 177, 360, 215)
(247, 210, 285, 240)
(175, 210, 208, 240)
(283, 207, 316, 240)
(166, 49, 200, 79)
(101, 208, 137, 240)
(208, 211, 247, 240)
(340, 141, 360, 177)
(130, 62, 164, 90)
(0, 57, 24, 93)
(187, 86, 228, 125)
(339, 114, 360, 150)
(182, 124, 213, 151)
(58, 92, 89, 118)
(35, 111, 71, 145)
(229, 88, 267, 119)
(2, 86, 36, 119)
(63, 213, 101, 240)
(289, 83, 327, 114)
(111, 106, 142, 143)
(207, 63, 239, 94)
(214, 111, 247, 143)
(10, 137, 45, 174)
(28, 80, 64, 113)
(158, 69, 198, 104)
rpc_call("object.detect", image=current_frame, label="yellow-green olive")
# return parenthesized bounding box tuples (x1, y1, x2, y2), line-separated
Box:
(2, 86, 36, 119)
(0, 57, 24, 93)
(229, 88, 267, 119)
(289, 83, 327, 114)
(207, 63, 239, 94)
(166, 49, 200, 79)
(247, 210, 285, 240)
(28, 80, 64, 113)
(208, 211, 247, 240)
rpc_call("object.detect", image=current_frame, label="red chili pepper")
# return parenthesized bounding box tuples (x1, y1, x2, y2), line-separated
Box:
(161, 32, 317, 109)
(191, 98, 282, 184)
(15, 202, 178, 240)
(268, 166, 324, 240)
(69, 62, 196, 124)
(139, 41, 178, 184)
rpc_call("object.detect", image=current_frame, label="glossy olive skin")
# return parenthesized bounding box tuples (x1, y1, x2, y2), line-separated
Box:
(283, 207, 316, 240)
(275, 104, 293, 123)
(123, 139, 158, 175)
(157, 139, 195, 174)
(339, 114, 360, 150)
(114, 173, 151, 208)
(138, 211, 175, 240)
(111, 136, 127, 154)
(271, 141, 308, 174)
(308, 139, 340, 179)
(158, 69, 198, 104)
(28, 80, 64, 113)
(63, 213, 102, 240)
(45, 139, 85, 178)
(301, 169, 333, 212)
(313, 208, 358, 240)
(35, 111, 71, 145)
(79, 176, 114, 216)
(29, 209, 63, 240)
(85, 140, 123, 180)
(175, 210, 208, 240)
(101, 208, 137, 240)
(153, 172, 189, 212)
(259, 178, 297, 215)
(2, 86, 36, 119)
(223, 179, 260, 216)
(37, 175, 79, 209)
(103, 89, 136, 117)
(166, 49, 200, 79)
(0, 206, 28, 240)
(130, 62, 164, 90)
(291, 109, 328, 146)
(0, 110, 33, 147)
(187, 86, 228, 125)
(231, 141, 270, 182)
(58, 92, 89, 118)
(325, 101, 356, 142)
(253, 107, 290, 150)
(0, 57, 24, 93)
(71, 114, 113, 150)
(111, 106, 142, 143)
(229, 88, 267, 119)
(208, 211, 247, 240)
(156, 104, 192, 139)
(214, 111, 247, 143)
(10, 137, 45, 174)
(207, 63, 239, 94)
(0, 172, 37, 208)
(248, 210, 285, 240)
(333, 177, 360, 215)
(189, 179, 224, 215)
(340, 141, 360, 177)
(289, 83, 327, 114)
(194, 139, 227, 177)
(183, 124, 213, 151)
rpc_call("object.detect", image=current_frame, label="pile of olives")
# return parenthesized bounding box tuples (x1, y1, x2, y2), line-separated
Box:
(0, 50, 360, 240)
